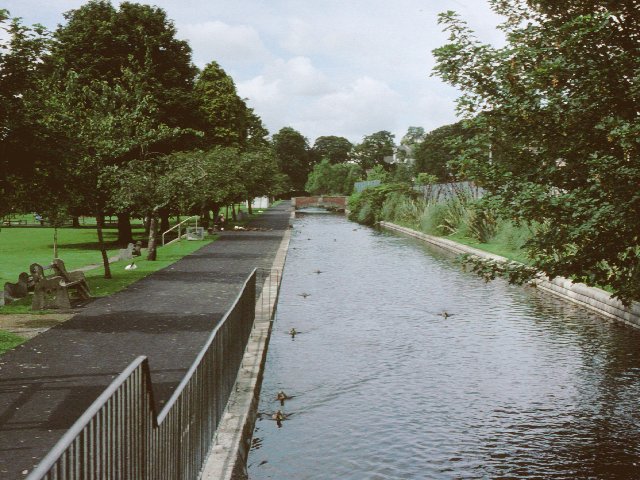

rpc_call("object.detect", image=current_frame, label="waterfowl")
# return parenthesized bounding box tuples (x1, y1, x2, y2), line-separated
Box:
(313, 269, 323, 274)
(276, 391, 290, 405)
(124, 261, 137, 270)
(289, 328, 297, 338)
(298, 292, 311, 298)
(438, 311, 454, 318)
(272, 409, 286, 427)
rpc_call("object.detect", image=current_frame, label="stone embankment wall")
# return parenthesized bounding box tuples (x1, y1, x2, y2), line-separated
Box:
(380, 222, 640, 329)
(200, 217, 293, 480)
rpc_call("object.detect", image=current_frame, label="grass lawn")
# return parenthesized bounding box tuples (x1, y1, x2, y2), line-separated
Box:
(0, 225, 148, 285)
(446, 233, 532, 264)
(0, 236, 216, 314)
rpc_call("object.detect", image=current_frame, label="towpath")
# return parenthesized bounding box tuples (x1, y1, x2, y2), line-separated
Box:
(0, 202, 292, 479)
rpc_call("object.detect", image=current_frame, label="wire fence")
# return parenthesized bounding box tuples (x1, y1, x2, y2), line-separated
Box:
(26, 267, 281, 480)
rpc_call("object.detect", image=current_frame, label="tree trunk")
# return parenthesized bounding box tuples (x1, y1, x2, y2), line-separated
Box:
(72, 216, 80, 228)
(53, 227, 58, 259)
(147, 214, 158, 261)
(247, 198, 253, 215)
(96, 213, 112, 279)
(200, 208, 211, 230)
(231, 204, 237, 222)
(117, 213, 133, 246)
(144, 216, 151, 235)
(159, 209, 170, 235)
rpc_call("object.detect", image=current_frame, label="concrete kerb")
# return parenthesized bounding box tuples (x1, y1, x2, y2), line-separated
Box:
(379, 221, 640, 329)
(200, 214, 293, 480)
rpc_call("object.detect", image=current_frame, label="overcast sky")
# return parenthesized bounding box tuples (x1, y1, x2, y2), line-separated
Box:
(3, 0, 505, 145)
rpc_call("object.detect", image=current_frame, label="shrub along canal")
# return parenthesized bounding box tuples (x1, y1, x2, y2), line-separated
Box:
(248, 211, 640, 479)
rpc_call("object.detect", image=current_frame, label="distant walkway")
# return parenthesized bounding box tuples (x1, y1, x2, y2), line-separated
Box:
(0, 202, 292, 479)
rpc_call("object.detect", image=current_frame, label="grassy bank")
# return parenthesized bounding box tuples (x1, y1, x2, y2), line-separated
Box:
(349, 188, 535, 265)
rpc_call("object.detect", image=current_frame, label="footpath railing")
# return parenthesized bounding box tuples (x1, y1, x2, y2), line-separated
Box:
(161, 215, 199, 246)
(26, 268, 280, 480)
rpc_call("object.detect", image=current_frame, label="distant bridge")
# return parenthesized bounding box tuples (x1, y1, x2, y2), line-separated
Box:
(292, 196, 347, 212)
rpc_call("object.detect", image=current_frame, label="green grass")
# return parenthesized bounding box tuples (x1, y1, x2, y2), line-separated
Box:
(446, 233, 532, 264)
(0, 330, 26, 354)
(0, 236, 216, 314)
(0, 226, 148, 285)
(391, 218, 532, 264)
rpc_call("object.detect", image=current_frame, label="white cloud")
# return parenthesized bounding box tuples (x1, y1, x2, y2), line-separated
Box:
(264, 57, 334, 97)
(238, 75, 283, 104)
(178, 20, 270, 69)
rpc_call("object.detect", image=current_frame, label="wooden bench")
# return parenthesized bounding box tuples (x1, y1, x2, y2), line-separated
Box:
(30, 260, 91, 310)
(1, 219, 27, 226)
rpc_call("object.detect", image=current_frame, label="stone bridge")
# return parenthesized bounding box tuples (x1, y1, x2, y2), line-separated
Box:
(292, 196, 347, 212)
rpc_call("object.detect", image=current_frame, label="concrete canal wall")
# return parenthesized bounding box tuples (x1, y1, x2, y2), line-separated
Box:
(380, 222, 640, 329)
(200, 215, 293, 480)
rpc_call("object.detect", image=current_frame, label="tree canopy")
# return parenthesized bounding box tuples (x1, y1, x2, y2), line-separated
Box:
(195, 61, 248, 148)
(353, 130, 395, 171)
(312, 135, 353, 164)
(433, 0, 640, 302)
(272, 127, 311, 191)
(412, 121, 475, 182)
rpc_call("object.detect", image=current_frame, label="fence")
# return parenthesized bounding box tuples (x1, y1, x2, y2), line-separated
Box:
(413, 181, 484, 203)
(27, 268, 280, 480)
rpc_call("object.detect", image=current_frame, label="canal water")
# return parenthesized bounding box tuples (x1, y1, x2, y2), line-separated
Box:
(247, 212, 640, 479)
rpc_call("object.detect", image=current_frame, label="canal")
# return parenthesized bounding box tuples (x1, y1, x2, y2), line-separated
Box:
(247, 212, 640, 479)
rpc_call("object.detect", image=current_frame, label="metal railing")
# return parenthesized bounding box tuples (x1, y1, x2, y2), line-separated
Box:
(27, 268, 281, 480)
(161, 216, 199, 246)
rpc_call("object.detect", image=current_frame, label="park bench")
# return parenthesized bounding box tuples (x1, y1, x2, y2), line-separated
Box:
(1, 218, 27, 226)
(118, 241, 142, 260)
(30, 259, 91, 310)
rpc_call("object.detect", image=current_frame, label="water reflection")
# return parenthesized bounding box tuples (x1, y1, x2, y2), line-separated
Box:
(248, 213, 640, 479)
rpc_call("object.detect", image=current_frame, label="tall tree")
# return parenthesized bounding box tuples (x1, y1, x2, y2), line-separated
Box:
(47, 0, 199, 245)
(353, 130, 396, 171)
(195, 61, 248, 148)
(272, 127, 311, 191)
(0, 10, 51, 218)
(49, 0, 197, 131)
(245, 108, 270, 151)
(305, 159, 362, 195)
(412, 121, 474, 182)
(312, 135, 353, 164)
(40, 69, 182, 274)
(433, 0, 640, 303)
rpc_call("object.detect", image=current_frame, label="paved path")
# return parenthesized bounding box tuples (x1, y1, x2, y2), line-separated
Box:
(0, 202, 292, 479)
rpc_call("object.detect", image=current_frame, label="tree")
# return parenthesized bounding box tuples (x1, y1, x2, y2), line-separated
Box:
(239, 149, 285, 213)
(195, 61, 248, 148)
(0, 10, 51, 219)
(353, 130, 395, 170)
(39, 69, 182, 275)
(433, 0, 640, 303)
(245, 108, 270, 151)
(272, 127, 311, 191)
(305, 159, 362, 195)
(49, 0, 197, 131)
(46, 0, 200, 245)
(312, 135, 353, 164)
(412, 121, 472, 182)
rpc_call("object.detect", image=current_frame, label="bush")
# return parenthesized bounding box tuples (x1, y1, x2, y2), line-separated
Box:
(419, 203, 450, 235)
(348, 184, 415, 226)
(467, 205, 498, 243)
